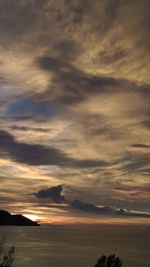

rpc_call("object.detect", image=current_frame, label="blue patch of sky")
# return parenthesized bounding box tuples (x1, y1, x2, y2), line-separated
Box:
(5, 98, 58, 119)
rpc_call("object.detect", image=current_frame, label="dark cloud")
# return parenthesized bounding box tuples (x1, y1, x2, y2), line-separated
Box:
(33, 185, 66, 203)
(10, 125, 50, 133)
(71, 199, 114, 214)
(0, 0, 37, 43)
(0, 130, 15, 142)
(54, 39, 80, 61)
(115, 185, 150, 193)
(0, 130, 108, 168)
(91, 126, 123, 141)
(37, 54, 121, 96)
(0, 130, 71, 166)
(124, 158, 150, 173)
(73, 159, 109, 169)
(0, 115, 33, 121)
(99, 48, 127, 65)
(136, 168, 150, 176)
(70, 199, 150, 218)
(36, 55, 91, 105)
(32, 186, 150, 218)
(141, 121, 150, 129)
(117, 153, 150, 174)
(131, 144, 150, 148)
(37, 56, 64, 72)
(35, 51, 150, 113)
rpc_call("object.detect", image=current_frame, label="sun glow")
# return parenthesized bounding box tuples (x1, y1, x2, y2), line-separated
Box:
(23, 213, 39, 222)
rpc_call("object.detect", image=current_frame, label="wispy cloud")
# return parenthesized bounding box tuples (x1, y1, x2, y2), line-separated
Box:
(0, 0, 149, 222)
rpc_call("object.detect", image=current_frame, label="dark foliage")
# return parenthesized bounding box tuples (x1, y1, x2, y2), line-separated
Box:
(0, 235, 15, 267)
(94, 254, 122, 267)
(1, 234, 123, 266)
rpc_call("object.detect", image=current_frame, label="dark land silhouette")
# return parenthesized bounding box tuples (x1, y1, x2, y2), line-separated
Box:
(0, 210, 39, 226)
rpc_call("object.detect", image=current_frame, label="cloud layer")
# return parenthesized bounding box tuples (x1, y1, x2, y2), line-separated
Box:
(0, 0, 149, 223)
(32, 185, 150, 219)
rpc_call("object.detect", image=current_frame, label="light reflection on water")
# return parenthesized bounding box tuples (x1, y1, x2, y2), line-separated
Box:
(0, 225, 149, 267)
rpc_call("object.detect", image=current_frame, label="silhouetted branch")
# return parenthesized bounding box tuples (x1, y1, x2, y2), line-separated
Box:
(94, 254, 122, 267)
(0, 236, 15, 267)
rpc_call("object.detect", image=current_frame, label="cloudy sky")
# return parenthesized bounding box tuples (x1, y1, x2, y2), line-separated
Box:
(0, 0, 150, 224)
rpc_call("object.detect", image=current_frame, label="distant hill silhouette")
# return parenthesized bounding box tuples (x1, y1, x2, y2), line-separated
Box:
(0, 210, 39, 226)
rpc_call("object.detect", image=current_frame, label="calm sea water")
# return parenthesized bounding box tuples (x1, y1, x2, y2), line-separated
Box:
(0, 225, 149, 267)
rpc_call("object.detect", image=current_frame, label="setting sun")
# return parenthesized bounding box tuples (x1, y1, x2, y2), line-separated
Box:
(23, 214, 39, 222)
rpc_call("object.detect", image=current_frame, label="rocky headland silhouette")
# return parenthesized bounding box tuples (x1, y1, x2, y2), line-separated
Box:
(0, 210, 39, 226)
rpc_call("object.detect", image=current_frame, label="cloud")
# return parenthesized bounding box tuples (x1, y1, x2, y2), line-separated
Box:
(71, 199, 115, 214)
(33, 185, 66, 203)
(141, 121, 150, 129)
(115, 186, 150, 193)
(0, 0, 149, 220)
(36, 53, 150, 106)
(73, 159, 109, 168)
(9, 125, 50, 133)
(70, 199, 150, 218)
(136, 168, 150, 176)
(120, 154, 150, 173)
(131, 144, 150, 148)
(0, 130, 109, 168)
(32, 185, 150, 218)
(0, 130, 71, 166)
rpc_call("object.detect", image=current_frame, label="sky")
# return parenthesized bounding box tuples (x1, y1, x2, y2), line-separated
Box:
(0, 0, 150, 224)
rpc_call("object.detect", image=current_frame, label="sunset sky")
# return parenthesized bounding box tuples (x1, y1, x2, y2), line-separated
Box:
(0, 0, 149, 224)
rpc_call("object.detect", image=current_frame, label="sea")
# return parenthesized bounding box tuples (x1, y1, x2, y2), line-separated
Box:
(0, 224, 149, 267)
